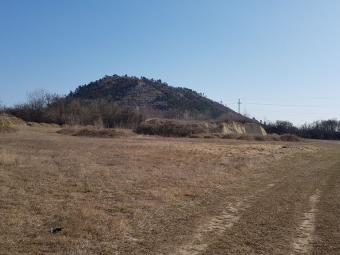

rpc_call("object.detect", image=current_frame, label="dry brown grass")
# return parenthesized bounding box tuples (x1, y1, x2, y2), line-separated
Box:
(0, 114, 26, 126)
(222, 133, 300, 142)
(0, 114, 26, 133)
(0, 127, 318, 254)
(0, 122, 16, 133)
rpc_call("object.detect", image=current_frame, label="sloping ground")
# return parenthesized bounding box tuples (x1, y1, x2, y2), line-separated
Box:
(0, 114, 26, 132)
(0, 114, 26, 126)
(0, 114, 61, 132)
(136, 118, 267, 137)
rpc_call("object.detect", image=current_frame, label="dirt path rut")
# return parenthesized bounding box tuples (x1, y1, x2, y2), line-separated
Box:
(291, 190, 320, 255)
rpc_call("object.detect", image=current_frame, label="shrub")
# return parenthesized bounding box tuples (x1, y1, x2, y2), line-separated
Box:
(135, 119, 208, 137)
(222, 134, 240, 139)
(7, 95, 144, 129)
(57, 127, 130, 138)
(254, 136, 265, 141)
(237, 135, 255, 141)
(280, 134, 301, 142)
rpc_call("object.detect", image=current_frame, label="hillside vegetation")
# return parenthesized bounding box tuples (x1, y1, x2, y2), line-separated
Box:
(69, 75, 250, 122)
(6, 75, 251, 128)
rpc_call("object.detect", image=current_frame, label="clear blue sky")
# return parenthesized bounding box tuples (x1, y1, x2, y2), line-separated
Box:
(1, 0, 340, 125)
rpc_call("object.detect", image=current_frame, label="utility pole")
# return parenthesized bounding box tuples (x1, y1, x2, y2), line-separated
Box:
(238, 98, 241, 114)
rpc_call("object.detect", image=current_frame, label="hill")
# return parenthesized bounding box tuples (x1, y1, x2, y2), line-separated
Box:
(69, 75, 252, 122)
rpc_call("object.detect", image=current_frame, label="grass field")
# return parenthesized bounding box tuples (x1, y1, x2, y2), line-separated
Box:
(1, 126, 339, 254)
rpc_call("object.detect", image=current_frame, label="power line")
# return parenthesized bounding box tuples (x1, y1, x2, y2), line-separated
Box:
(244, 102, 324, 108)
(221, 101, 329, 109)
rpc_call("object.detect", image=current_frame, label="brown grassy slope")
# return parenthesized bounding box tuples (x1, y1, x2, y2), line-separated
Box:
(0, 114, 26, 132)
(0, 127, 318, 254)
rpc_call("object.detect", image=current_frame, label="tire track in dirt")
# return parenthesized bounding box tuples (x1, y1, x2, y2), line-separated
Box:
(312, 160, 340, 254)
(291, 190, 320, 255)
(197, 154, 328, 255)
(157, 149, 325, 255)
(173, 200, 245, 255)
(170, 184, 275, 255)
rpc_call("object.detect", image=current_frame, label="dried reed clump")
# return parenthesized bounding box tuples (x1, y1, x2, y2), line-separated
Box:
(279, 134, 301, 142)
(57, 127, 128, 138)
(0, 114, 20, 133)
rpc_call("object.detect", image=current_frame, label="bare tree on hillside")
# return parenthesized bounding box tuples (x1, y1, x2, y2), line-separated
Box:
(0, 100, 4, 113)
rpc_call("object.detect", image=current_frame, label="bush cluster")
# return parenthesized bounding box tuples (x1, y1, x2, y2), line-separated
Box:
(265, 120, 340, 140)
(135, 120, 201, 137)
(6, 90, 144, 128)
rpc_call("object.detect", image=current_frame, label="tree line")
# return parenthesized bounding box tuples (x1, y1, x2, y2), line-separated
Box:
(3, 89, 340, 140)
(264, 120, 340, 140)
(4, 89, 144, 128)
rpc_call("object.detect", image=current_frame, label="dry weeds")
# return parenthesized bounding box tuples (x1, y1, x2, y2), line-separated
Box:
(0, 114, 23, 133)
(57, 127, 135, 138)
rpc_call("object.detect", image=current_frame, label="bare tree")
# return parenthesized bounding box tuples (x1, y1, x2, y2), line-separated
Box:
(0, 100, 4, 113)
(26, 89, 49, 111)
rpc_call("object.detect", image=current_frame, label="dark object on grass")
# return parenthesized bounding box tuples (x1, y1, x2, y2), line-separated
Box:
(57, 127, 117, 138)
(50, 227, 63, 234)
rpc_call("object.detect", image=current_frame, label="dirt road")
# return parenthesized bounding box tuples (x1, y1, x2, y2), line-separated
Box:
(0, 128, 339, 254)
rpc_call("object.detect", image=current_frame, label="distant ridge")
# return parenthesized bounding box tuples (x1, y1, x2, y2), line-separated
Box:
(69, 75, 253, 122)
